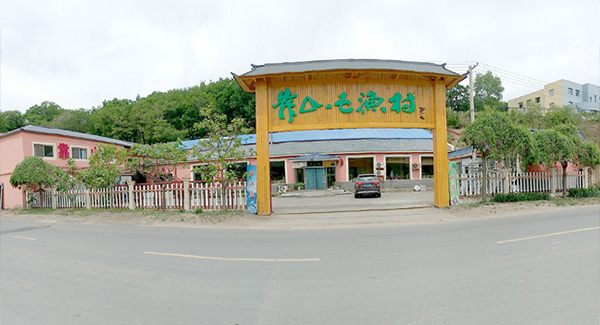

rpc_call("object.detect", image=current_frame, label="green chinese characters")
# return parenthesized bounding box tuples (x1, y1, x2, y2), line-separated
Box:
(272, 88, 416, 123)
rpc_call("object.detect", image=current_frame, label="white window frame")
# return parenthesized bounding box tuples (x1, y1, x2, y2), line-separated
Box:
(383, 154, 412, 180)
(70, 146, 89, 160)
(32, 142, 56, 160)
(346, 155, 376, 181)
(269, 159, 288, 184)
(419, 155, 434, 179)
(191, 163, 208, 182)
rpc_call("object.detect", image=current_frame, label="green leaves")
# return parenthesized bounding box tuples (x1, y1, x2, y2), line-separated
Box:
(128, 140, 188, 183)
(78, 144, 128, 189)
(10, 156, 71, 192)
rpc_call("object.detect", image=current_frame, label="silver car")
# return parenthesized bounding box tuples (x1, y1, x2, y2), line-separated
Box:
(354, 174, 381, 198)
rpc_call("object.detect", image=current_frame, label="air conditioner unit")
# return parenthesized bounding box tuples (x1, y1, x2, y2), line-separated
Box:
(376, 170, 383, 176)
(278, 185, 288, 193)
(376, 163, 383, 168)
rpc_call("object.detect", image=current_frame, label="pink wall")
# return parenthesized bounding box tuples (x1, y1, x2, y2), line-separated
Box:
(1, 131, 129, 209)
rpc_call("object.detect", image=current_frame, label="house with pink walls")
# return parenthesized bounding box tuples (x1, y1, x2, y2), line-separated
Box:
(179, 128, 451, 191)
(0, 125, 133, 209)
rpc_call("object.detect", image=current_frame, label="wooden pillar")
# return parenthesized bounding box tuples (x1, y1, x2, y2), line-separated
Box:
(127, 181, 135, 210)
(85, 188, 91, 209)
(433, 79, 449, 208)
(502, 168, 510, 194)
(50, 187, 57, 209)
(183, 178, 191, 211)
(255, 81, 272, 215)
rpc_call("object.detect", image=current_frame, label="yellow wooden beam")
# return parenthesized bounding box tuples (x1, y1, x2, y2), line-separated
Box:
(433, 79, 449, 208)
(255, 81, 272, 215)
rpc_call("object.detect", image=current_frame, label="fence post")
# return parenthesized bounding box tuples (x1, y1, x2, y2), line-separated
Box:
(50, 187, 57, 209)
(550, 168, 556, 195)
(502, 168, 510, 194)
(183, 178, 190, 211)
(127, 181, 135, 210)
(583, 167, 589, 188)
(85, 188, 91, 209)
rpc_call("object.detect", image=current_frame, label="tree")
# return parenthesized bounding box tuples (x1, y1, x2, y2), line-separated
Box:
(10, 157, 71, 204)
(47, 108, 91, 133)
(78, 144, 128, 189)
(463, 112, 535, 199)
(191, 106, 253, 210)
(128, 140, 188, 209)
(24, 101, 64, 126)
(474, 71, 505, 111)
(446, 84, 470, 112)
(1, 110, 26, 131)
(0, 112, 8, 132)
(532, 128, 577, 197)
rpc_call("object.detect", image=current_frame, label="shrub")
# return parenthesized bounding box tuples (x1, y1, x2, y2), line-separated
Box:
(568, 188, 600, 198)
(492, 192, 550, 203)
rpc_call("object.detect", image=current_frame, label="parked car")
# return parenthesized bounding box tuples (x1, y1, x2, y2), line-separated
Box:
(354, 174, 381, 198)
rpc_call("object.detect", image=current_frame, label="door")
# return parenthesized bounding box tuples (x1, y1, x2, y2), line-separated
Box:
(305, 168, 326, 190)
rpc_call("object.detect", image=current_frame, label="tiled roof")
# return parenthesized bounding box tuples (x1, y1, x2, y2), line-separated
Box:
(182, 128, 433, 149)
(0, 125, 135, 147)
(236, 59, 462, 78)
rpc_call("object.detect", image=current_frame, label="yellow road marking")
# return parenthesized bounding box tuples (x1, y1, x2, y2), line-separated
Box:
(144, 251, 320, 262)
(497, 226, 600, 244)
(13, 236, 37, 241)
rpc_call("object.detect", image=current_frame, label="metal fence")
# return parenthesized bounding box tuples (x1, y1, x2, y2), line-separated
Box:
(27, 181, 247, 211)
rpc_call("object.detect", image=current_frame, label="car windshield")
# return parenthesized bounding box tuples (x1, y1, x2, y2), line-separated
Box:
(358, 176, 378, 182)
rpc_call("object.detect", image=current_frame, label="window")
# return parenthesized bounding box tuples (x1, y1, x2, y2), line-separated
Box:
(575, 89, 580, 97)
(526, 99, 532, 106)
(348, 157, 374, 180)
(568, 88, 573, 95)
(518, 102, 523, 109)
(71, 147, 88, 159)
(549, 89, 554, 96)
(270, 161, 286, 183)
(549, 103, 555, 108)
(34, 144, 54, 158)
(228, 162, 247, 180)
(386, 157, 410, 180)
(421, 157, 434, 178)
(535, 97, 540, 103)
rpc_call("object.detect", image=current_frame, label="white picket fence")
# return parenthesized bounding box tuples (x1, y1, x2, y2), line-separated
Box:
(458, 170, 586, 198)
(27, 181, 247, 211)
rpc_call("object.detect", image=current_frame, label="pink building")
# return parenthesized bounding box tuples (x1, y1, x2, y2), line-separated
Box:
(180, 128, 451, 191)
(0, 125, 133, 209)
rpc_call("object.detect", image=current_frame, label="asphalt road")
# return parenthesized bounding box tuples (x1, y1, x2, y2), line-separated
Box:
(1, 206, 599, 324)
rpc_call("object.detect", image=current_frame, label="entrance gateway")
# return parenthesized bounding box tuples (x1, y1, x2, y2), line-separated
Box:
(234, 59, 465, 215)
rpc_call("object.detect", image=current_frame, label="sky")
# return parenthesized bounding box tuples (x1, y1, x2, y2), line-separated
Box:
(1, 0, 599, 113)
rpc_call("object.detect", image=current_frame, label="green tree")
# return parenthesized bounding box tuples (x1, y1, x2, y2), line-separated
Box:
(88, 99, 135, 142)
(10, 156, 71, 202)
(24, 101, 64, 126)
(474, 71, 505, 111)
(78, 144, 128, 189)
(191, 106, 253, 210)
(0, 112, 8, 132)
(446, 84, 470, 112)
(532, 128, 577, 197)
(463, 112, 535, 199)
(1, 110, 26, 131)
(47, 108, 91, 133)
(128, 140, 188, 209)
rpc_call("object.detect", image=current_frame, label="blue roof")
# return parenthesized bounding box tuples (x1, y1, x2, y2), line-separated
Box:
(182, 128, 432, 149)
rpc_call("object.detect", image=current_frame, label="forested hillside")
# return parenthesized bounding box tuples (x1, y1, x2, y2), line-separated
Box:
(0, 78, 255, 144)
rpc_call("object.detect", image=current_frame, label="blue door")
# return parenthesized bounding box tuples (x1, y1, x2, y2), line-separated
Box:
(305, 168, 326, 190)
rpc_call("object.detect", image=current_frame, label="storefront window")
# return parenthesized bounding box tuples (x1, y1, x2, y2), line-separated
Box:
(386, 157, 410, 180)
(270, 161, 286, 183)
(348, 157, 374, 180)
(228, 162, 247, 180)
(421, 157, 434, 178)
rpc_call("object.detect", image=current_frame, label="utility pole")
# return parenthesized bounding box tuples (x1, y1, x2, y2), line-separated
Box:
(469, 64, 479, 167)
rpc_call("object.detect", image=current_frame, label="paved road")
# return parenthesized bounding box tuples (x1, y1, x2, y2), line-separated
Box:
(1, 206, 599, 324)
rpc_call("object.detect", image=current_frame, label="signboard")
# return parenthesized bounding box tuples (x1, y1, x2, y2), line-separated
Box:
(448, 161, 460, 206)
(246, 165, 257, 213)
(267, 81, 434, 132)
(292, 161, 307, 169)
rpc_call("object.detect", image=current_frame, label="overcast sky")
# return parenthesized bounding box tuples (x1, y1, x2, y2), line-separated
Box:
(1, 0, 599, 113)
